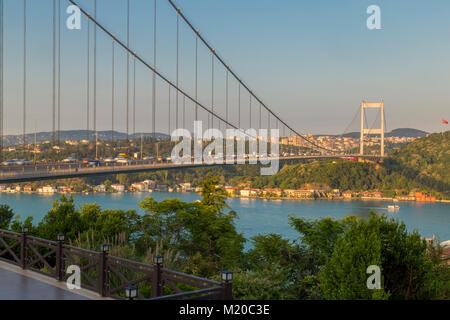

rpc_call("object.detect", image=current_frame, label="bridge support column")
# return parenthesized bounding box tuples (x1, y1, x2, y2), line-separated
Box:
(360, 100, 385, 157)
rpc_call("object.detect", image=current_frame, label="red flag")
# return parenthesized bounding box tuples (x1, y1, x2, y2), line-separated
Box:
(443, 119, 449, 125)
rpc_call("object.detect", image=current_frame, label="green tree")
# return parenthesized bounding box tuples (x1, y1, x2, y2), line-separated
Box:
(319, 212, 442, 300)
(0, 204, 14, 229)
(200, 174, 228, 213)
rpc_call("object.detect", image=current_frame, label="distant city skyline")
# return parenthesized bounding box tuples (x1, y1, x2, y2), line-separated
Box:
(1, 0, 449, 136)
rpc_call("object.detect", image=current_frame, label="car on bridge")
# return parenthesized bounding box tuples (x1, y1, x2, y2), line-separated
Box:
(1, 160, 16, 166)
(5, 159, 32, 166)
(142, 156, 155, 161)
(103, 157, 116, 163)
(87, 160, 103, 167)
(116, 158, 132, 165)
(62, 157, 77, 163)
(117, 153, 130, 159)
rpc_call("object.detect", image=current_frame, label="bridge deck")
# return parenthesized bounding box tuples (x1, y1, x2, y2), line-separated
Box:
(0, 155, 382, 183)
(0, 261, 105, 300)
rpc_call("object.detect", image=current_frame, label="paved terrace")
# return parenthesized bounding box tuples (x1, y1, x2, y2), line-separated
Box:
(0, 261, 106, 300)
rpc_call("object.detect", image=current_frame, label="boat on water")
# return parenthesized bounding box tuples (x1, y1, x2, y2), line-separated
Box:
(388, 205, 400, 211)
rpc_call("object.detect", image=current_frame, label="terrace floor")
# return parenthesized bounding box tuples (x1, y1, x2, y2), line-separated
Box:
(0, 261, 106, 300)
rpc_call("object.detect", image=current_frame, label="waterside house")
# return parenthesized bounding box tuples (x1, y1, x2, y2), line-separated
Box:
(111, 184, 125, 193)
(415, 192, 436, 202)
(240, 188, 260, 197)
(225, 186, 239, 196)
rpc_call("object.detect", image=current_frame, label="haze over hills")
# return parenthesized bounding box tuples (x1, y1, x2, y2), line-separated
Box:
(329, 128, 428, 139)
(3, 128, 428, 146)
(2, 130, 171, 146)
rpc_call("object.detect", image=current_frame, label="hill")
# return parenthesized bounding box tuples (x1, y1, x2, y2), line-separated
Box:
(250, 131, 449, 198)
(338, 128, 428, 139)
(384, 131, 449, 192)
(2, 130, 170, 146)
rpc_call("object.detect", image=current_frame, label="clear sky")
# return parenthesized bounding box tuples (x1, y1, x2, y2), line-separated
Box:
(2, 0, 450, 136)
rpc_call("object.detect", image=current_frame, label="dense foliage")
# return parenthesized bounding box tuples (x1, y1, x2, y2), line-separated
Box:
(1, 175, 448, 299)
(250, 132, 449, 198)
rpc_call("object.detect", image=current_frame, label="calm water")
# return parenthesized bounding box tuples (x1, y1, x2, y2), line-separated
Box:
(0, 192, 449, 242)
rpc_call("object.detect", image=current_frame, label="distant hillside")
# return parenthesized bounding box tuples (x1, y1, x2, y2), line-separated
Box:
(2, 130, 170, 146)
(385, 131, 450, 192)
(338, 128, 428, 139)
(249, 131, 449, 198)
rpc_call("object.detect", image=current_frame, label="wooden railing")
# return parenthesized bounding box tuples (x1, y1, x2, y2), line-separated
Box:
(0, 229, 231, 300)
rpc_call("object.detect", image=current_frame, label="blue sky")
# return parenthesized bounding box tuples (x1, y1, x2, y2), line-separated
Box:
(2, 0, 450, 136)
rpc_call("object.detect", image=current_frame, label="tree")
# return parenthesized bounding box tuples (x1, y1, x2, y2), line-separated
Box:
(0, 204, 14, 229)
(288, 215, 353, 267)
(319, 215, 388, 300)
(200, 173, 228, 213)
(37, 195, 83, 240)
(318, 212, 441, 300)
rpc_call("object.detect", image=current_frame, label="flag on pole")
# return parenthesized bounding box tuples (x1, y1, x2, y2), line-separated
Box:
(443, 119, 449, 125)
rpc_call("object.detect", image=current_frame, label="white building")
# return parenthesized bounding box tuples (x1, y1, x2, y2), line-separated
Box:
(41, 185, 57, 193)
(131, 182, 148, 192)
(111, 184, 125, 192)
(94, 185, 106, 192)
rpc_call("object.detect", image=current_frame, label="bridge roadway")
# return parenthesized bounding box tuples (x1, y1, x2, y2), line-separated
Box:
(0, 155, 382, 183)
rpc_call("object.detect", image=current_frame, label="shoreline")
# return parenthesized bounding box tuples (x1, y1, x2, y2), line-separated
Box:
(1, 190, 448, 204)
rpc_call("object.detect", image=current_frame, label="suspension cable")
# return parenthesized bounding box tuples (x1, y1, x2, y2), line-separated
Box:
(195, 33, 198, 122)
(126, 0, 130, 141)
(259, 103, 262, 130)
(52, 0, 56, 144)
(112, 39, 115, 143)
(183, 95, 185, 129)
(57, 0, 61, 144)
(211, 51, 214, 129)
(166, 0, 334, 153)
(168, 82, 171, 134)
(133, 54, 136, 137)
(225, 70, 228, 128)
(23, 0, 27, 152)
(86, 17, 90, 140)
(69, 0, 247, 134)
(94, 0, 97, 155)
(0, 0, 3, 161)
(238, 82, 240, 128)
(176, 11, 179, 128)
(249, 94, 252, 129)
(152, 0, 156, 138)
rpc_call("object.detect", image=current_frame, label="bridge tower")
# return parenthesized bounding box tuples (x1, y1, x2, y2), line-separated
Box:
(360, 100, 385, 156)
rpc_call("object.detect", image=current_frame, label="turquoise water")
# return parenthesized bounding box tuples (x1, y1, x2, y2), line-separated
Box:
(0, 192, 449, 242)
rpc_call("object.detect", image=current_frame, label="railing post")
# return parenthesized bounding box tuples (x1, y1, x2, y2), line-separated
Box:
(20, 226, 28, 269)
(221, 271, 233, 300)
(99, 244, 110, 297)
(56, 234, 65, 281)
(151, 255, 163, 298)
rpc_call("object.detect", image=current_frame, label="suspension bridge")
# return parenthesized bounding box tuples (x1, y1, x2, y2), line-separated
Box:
(0, 0, 385, 183)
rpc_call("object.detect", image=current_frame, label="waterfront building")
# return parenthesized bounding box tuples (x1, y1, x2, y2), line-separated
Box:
(415, 192, 436, 202)
(40, 185, 57, 193)
(262, 188, 283, 197)
(225, 186, 239, 196)
(94, 185, 106, 193)
(240, 188, 259, 197)
(342, 190, 353, 199)
(131, 182, 148, 192)
(111, 184, 125, 193)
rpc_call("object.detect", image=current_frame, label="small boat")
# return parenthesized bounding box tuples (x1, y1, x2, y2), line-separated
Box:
(388, 205, 400, 211)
